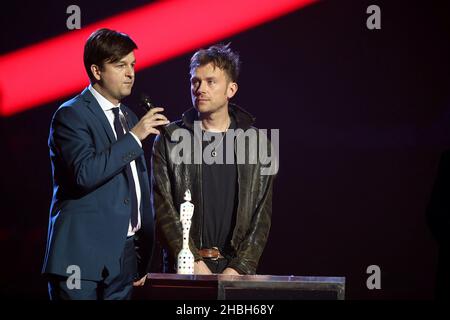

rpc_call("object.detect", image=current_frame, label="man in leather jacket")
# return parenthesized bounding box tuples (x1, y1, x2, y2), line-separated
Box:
(151, 44, 276, 275)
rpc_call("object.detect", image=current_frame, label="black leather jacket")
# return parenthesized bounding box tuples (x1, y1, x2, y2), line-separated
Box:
(151, 104, 275, 274)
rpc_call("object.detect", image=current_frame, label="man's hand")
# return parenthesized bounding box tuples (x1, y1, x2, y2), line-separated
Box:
(133, 274, 147, 287)
(222, 268, 240, 276)
(131, 107, 169, 141)
(194, 260, 213, 275)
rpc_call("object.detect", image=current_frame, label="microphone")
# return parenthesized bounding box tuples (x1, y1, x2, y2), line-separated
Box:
(139, 94, 166, 134)
(140, 94, 155, 112)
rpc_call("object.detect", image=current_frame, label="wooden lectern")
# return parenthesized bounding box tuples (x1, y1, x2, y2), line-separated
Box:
(133, 273, 345, 300)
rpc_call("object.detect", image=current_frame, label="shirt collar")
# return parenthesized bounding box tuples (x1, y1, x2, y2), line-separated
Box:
(88, 84, 120, 112)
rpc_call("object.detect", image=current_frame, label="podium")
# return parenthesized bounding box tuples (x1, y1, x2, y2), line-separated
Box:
(133, 273, 345, 300)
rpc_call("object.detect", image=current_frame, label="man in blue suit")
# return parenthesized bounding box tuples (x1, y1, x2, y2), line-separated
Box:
(42, 28, 169, 300)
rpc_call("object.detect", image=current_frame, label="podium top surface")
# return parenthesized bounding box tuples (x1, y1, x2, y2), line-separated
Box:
(138, 273, 346, 300)
(148, 273, 345, 284)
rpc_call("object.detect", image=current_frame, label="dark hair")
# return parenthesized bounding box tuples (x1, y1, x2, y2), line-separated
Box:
(83, 28, 137, 82)
(190, 43, 240, 82)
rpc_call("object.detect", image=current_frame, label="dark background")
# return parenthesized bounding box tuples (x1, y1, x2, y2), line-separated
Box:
(1, 0, 449, 299)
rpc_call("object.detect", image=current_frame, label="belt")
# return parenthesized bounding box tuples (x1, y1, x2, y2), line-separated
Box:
(198, 247, 224, 260)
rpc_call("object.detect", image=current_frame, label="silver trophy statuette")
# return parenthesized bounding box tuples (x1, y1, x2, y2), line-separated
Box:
(177, 190, 195, 274)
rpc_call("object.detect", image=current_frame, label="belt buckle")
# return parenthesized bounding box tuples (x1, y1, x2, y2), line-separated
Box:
(211, 247, 220, 261)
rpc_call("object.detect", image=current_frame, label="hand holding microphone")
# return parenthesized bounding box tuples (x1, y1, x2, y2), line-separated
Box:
(130, 95, 170, 141)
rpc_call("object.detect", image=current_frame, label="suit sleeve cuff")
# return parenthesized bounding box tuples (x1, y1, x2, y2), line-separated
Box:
(129, 131, 142, 148)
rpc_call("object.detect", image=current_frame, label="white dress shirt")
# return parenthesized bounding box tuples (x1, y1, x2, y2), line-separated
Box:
(88, 85, 142, 236)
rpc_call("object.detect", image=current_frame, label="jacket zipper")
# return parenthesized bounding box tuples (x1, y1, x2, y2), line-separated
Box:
(231, 131, 242, 248)
(197, 131, 204, 249)
(199, 161, 203, 249)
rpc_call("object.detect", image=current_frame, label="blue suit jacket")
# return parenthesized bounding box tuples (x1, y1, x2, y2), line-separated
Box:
(42, 88, 154, 281)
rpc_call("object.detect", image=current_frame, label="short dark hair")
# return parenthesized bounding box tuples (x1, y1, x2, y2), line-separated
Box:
(83, 28, 137, 82)
(190, 43, 240, 82)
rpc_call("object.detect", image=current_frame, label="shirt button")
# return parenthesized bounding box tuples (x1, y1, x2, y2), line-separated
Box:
(124, 198, 130, 204)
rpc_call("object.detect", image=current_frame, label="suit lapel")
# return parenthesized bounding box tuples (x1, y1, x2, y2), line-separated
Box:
(120, 105, 134, 132)
(121, 105, 147, 173)
(82, 88, 116, 143)
(82, 90, 148, 174)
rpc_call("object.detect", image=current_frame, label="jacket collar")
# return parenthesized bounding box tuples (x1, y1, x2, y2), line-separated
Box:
(88, 84, 121, 111)
(81, 87, 116, 143)
(181, 103, 255, 131)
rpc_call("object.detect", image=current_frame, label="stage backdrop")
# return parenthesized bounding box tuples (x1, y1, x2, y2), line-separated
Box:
(1, 0, 449, 299)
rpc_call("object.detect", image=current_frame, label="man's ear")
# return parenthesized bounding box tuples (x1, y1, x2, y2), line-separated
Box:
(90, 64, 102, 81)
(227, 82, 238, 99)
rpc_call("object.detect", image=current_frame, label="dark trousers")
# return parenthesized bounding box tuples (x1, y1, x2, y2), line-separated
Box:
(48, 236, 138, 300)
(204, 258, 229, 274)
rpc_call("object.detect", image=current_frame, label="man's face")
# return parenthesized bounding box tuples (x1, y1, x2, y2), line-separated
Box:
(190, 62, 237, 114)
(92, 51, 135, 104)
